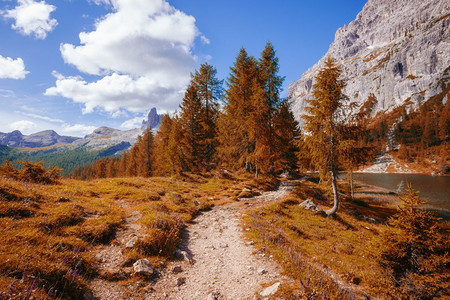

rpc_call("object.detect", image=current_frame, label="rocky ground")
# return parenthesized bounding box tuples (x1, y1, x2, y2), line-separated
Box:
(87, 181, 295, 300)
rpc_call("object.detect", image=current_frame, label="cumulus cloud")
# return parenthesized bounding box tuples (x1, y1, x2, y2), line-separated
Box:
(46, 0, 203, 115)
(0, 55, 29, 79)
(2, 0, 58, 39)
(61, 123, 97, 135)
(120, 116, 144, 129)
(9, 120, 36, 132)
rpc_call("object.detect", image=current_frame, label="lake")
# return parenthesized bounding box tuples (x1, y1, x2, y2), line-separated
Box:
(351, 173, 450, 215)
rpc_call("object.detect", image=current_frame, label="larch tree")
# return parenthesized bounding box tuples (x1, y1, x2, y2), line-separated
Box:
(136, 127, 154, 177)
(192, 63, 223, 169)
(217, 48, 259, 171)
(179, 83, 203, 171)
(153, 114, 173, 176)
(273, 99, 300, 173)
(373, 184, 448, 298)
(256, 41, 286, 175)
(248, 76, 271, 177)
(299, 57, 348, 216)
(167, 115, 184, 174)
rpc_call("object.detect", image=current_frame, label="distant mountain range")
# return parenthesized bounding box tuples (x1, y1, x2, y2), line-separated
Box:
(0, 107, 163, 150)
(0, 130, 80, 148)
(0, 108, 163, 175)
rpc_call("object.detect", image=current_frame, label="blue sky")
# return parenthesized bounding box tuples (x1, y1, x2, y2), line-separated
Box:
(0, 0, 366, 137)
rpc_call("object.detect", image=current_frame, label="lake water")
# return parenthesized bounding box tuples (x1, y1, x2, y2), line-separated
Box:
(351, 173, 450, 213)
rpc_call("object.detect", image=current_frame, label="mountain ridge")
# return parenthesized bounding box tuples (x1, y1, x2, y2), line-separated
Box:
(289, 0, 450, 124)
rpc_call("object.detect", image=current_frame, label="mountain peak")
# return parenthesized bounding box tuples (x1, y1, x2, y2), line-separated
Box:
(141, 107, 163, 130)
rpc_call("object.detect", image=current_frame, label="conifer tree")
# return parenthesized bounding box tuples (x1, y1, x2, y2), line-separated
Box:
(273, 99, 300, 173)
(153, 114, 173, 176)
(167, 115, 184, 174)
(179, 83, 203, 171)
(248, 76, 271, 177)
(217, 48, 258, 171)
(192, 63, 223, 168)
(373, 184, 448, 298)
(136, 128, 154, 177)
(256, 41, 286, 174)
(298, 57, 347, 216)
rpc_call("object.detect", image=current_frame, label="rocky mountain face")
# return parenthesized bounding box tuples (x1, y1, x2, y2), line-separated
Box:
(141, 107, 163, 130)
(0, 130, 79, 148)
(289, 0, 450, 124)
(77, 126, 141, 150)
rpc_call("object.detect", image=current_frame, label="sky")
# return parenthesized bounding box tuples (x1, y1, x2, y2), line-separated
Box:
(0, 0, 367, 137)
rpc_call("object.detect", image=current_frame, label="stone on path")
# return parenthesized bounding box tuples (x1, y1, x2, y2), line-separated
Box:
(126, 236, 138, 248)
(133, 259, 154, 277)
(260, 282, 281, 297)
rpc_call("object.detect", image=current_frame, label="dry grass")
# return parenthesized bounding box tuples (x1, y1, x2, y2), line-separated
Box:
(242, 178, 446, 299)
(0, 169, 272, 299)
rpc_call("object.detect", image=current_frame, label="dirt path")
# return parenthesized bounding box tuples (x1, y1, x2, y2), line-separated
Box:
(148, 181, 296, 300)
(89, 201, 144, 300)
(87, 181, 295, 300)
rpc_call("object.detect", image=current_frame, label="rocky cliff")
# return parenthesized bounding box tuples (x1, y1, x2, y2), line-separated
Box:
(289, 0, 450, 124)
(141, 107, 163, 131)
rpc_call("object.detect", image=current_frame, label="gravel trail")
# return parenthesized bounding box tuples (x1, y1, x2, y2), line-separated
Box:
(148, 181, 295, 300)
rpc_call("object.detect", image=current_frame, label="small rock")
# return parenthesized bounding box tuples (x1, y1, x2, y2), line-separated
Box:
(260, 282, 281, 297)
(126, 236, 138, 248)
(299, 199, 320, 211)
(258, 268, 268, 275)
(194, 200, 200, 206)
(247, 266, 256, 271)
(219, 242, 228, 248)
(171, 265, 182, 274)
(175, 277, 186, 286)
(207, 291, 220, 300)
(133, 259, 154, 277)
(174, 250, 193, 264)
(246, 241, 254, 246)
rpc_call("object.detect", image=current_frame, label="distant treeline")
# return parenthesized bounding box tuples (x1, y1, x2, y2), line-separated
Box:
(0, 145, 111, 176)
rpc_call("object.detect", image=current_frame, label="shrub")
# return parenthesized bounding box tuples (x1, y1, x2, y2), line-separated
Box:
(0, 160, 61, 184)
(373, 184, 449, 299)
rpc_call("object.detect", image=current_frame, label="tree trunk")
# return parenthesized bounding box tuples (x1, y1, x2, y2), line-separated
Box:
(350, 171, 354, 200)
(326, 166, 339, 216)
(255, 164, 259, 179)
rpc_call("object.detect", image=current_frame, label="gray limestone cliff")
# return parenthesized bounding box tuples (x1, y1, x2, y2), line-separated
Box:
(141, 107, 163, 131)
(289, 0, 450, 124)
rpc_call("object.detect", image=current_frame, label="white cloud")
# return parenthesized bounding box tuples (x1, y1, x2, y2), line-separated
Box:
(2, 0, 58, 39)
(200, 35, 210, 45)
(46, 0, 204, 115)
(61, 123, 97, 135)
(46, 72, 185, 114)
(21, 112, 64, 123)
(88, 0, 112, 6)
(120, 116, 144, 129)
(9, 120, 36, 132)
(0, 55, 29, 79)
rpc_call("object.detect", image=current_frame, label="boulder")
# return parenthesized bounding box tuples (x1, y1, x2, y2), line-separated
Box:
(299, 199, 320, 212)
(133, 259, 153, 276)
